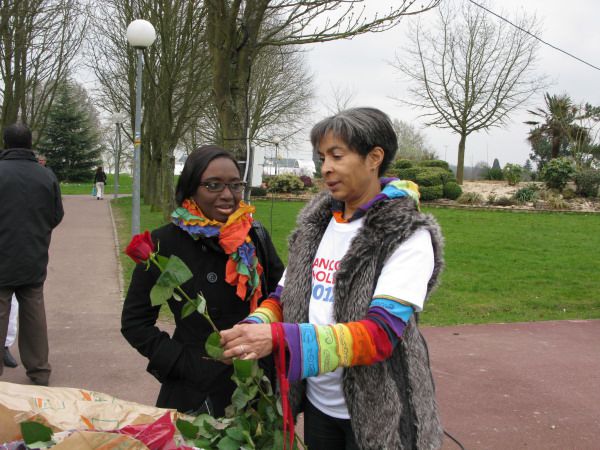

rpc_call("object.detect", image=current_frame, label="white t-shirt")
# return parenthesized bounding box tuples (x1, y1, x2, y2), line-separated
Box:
(280, 217, 434, 419)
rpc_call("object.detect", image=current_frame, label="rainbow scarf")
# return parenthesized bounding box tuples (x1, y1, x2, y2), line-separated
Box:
(332, 177, 420, 223)
(171, 199, 263, 311)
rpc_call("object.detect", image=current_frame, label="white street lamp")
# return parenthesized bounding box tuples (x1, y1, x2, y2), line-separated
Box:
(272, 136, 281, 175)
(127, 19, 156, 236)
(110, 111, 126, 200)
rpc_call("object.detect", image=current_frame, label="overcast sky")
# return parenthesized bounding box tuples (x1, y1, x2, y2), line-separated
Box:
(295, 0, 600, 167)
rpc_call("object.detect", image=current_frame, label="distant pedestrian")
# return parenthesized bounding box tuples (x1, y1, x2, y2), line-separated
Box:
(0, 123, 64, 386)
(94, 166, 107, 200)
(3, 295, 19, 368)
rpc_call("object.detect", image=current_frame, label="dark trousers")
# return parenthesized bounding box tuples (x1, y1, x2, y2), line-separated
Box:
(304, 400, 360, 450)
(0, 284, 51, 382)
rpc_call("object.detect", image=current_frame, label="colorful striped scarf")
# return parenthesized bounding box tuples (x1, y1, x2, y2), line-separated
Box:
(332, 177, 420, 223)
(171, 199, 263, 311)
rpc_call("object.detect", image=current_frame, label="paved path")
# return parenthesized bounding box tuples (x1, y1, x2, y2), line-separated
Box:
(423, 320, 600, 449)
(2, 195, 599, 449)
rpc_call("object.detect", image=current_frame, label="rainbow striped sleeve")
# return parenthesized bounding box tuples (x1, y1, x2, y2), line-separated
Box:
(243, 285, 283, 324)
(280, 296, 414, 382)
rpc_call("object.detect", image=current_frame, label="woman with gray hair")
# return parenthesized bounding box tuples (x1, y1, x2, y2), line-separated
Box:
(221, 107, 444, 449)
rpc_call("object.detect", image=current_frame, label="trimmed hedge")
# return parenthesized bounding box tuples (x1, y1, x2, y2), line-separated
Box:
(443, 182, 462, 200)
(419, 184, 444, 201)
(392, 158, 414, 169)
(395, 167, 422, 180)
(418, 159, 450, 170)
(250, 186, 267, 197)
(414, 167, 453, 187)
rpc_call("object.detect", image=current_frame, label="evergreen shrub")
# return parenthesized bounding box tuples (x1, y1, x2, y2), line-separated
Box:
(485, 167, 504, 180)
(541, 157, 575, 190)
(513, 185, 539, 204)
(392, 159, 414, 169)
(250, 186, 267, 197)
(415, 167, 449, 186)
(574, 169, 600, 197)
(267, 174, 304, 193)
(418, 159, 450, 170)
(419, 184, 444, 201)
(443, 182, 462, 200)
(503, 163, 523, 186)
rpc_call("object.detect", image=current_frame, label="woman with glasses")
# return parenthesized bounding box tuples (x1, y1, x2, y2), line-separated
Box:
(121, 145, 284, 416)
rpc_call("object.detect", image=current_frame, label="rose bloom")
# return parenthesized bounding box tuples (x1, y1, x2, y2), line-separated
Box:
(125, 230, 155, 263)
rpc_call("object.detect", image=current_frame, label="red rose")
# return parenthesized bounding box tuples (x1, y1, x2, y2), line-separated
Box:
(125, 230, 155, 263)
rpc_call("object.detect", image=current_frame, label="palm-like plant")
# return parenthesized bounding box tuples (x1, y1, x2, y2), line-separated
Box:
(525, 93, 580, 159)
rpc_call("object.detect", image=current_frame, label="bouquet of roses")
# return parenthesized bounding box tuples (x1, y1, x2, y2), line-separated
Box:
(125, 231, 303, 450)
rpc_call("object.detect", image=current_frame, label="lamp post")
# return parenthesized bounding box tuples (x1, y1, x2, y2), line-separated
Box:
(273, 136, 281, 175)
(126, 19, 156, 236)
(111, 111, 125, 200)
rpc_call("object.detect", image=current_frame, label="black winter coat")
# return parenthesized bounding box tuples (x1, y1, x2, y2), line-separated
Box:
(0, 148, 64, 286)
(94, 170, 107, 183)
(121, 222, 284, 416)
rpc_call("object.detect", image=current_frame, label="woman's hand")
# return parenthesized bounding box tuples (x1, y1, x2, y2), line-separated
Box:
(220, 323, 273, 360)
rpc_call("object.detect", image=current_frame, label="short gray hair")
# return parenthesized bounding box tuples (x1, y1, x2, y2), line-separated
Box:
(310, 107, 397, 175)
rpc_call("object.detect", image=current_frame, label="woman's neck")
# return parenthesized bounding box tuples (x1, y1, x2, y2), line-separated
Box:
(343, 178, 382, 220)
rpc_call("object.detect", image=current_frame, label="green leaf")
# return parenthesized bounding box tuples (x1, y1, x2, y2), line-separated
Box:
(233, 359, 255, 382)
(20, 421, 53, 445)
(205, 331, 223, 359)
(172, 292, 182, 302)
(218, 436, 242, 450)
(150, 284, 173, 306)
(156, 254, 170, 269)
(176, 418, 199, 439)
(165, 255, 193, 285)
(181, 298, 199, 319)
(225, 426, 246, 442)
(231, 387, 251, 410)
(272, 430, 284, 450)
(196, 293, 207, 315)
(192, 437, 214, 448)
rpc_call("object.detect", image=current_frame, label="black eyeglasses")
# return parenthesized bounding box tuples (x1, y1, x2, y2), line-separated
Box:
(199, 181, 247, 193)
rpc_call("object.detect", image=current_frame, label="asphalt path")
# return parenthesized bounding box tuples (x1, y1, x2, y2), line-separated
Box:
(2, 194, 598, 449)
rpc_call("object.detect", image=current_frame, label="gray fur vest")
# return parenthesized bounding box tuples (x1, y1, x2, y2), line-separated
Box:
(281, 191, 444, 450)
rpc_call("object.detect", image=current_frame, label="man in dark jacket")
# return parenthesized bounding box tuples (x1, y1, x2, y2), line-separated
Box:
(0, 123, 64, 385)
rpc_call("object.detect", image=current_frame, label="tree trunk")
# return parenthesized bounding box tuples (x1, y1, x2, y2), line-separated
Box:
(551, 133, 561, 159)
(456, 133, 467, 185)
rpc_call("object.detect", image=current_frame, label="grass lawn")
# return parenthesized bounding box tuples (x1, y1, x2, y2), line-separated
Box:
(61, 174, 133, 195)
(111, 197, 600, 326)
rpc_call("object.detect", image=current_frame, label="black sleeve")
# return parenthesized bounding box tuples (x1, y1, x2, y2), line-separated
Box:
(120, 229, 232, 390)
(120, 244, 185, 383)
(52, 177, 64, 228)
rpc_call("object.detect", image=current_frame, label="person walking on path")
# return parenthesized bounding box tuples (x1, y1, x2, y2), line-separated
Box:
(94, 166, 107, 200)
(0, 123, 64, 386)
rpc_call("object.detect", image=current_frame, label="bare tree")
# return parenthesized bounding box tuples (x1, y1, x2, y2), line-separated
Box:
(393, 0, 544, 184)
(322, 83, 358, 116)
(89, 0, 211, 214)
(205, 0, 441, 159)
(184, 44, 313, 151)
(392, 119, 437, 161)
(0, 0, 85, 141)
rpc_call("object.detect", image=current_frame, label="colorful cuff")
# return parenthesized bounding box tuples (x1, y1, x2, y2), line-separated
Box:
(282, 323, 302, 382)
(299, 323, 320, 378)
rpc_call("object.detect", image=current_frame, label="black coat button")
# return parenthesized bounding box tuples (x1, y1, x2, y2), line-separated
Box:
(206, 272, 218, 283)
